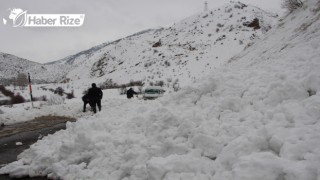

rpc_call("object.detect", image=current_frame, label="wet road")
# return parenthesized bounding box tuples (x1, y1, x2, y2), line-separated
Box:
(0, 116, 76, 179)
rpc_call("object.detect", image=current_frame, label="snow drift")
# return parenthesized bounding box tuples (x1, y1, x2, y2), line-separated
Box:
(1, 0, 320, 179)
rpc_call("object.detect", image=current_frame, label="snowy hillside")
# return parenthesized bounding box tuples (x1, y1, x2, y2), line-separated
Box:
(2, 0, 320, 179)
(0, 52, 70, 83)
(47, 29, 159, 66)
(61, 1, 278, 87)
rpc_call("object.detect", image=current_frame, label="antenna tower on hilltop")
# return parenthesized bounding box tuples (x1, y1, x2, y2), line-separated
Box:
(204, 1, 208, 11)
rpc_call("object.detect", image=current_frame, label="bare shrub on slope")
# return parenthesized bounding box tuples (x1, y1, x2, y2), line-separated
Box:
(282, 0, 303, 12)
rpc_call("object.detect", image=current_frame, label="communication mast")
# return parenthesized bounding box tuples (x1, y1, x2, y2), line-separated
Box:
(204, 1, 208, 11)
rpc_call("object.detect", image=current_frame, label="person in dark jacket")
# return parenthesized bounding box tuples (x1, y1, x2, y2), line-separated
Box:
(126, 88, 138, 99)
(87, 83, 103, 113)
(82, 93, 90, 112)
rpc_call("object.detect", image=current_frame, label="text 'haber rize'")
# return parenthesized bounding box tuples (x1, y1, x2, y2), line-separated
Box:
(28, 16, 82, 25)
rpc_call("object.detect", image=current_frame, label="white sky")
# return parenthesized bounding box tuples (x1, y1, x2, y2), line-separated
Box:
(0, 0, 283, 63)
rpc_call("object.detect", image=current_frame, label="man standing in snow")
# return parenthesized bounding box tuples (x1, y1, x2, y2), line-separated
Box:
(126, 88, 138, 99)
(87, 83, 103, 113)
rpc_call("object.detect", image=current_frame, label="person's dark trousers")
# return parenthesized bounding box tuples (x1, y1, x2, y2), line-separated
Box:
(83, 101, 88, 112)
(82, 96, 89, 112)
(89, 101, 97, 113)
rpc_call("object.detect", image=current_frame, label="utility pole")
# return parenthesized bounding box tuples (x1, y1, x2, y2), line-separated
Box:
(28, 73, 34, 107)
(204, 1, 208, 11)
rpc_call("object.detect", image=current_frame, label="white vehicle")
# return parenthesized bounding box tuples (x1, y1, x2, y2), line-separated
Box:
(143, 86, 165, 100)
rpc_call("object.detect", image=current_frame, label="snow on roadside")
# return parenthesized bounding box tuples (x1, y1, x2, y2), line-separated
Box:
(1, 0, 320, 180)
(0, 88, 125, 125)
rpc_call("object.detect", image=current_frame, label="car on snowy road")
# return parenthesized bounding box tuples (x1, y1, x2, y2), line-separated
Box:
(143, 86, 165, 100)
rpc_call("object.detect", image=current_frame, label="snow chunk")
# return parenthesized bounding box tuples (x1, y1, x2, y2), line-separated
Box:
(15, 142, 23, 146)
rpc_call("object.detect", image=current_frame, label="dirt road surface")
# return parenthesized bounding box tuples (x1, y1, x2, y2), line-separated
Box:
(0, 116, 76, 179)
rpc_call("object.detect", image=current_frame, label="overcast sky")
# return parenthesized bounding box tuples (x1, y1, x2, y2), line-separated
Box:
(0, 0, 283, 64)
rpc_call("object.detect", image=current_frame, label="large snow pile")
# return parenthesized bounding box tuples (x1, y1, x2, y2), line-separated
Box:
(1, 0, 320, 180)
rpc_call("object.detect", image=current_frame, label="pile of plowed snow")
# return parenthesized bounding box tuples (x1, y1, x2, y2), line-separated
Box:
(1, 0, 320, 179)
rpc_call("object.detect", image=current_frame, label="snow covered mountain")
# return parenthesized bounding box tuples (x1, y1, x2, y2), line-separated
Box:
(47, 29, 159, 66)
(0, 52, 70, 84)
(1, 2, 278, 87)
(53, 1, 278, 87)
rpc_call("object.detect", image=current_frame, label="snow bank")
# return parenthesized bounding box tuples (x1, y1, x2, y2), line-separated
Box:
(2, 0, 320, 179)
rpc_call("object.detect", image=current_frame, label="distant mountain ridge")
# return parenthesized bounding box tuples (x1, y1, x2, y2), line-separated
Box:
(47, 29, 162, 66)
(1, 1, 279, 86)
(0, 52, 69, 84)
